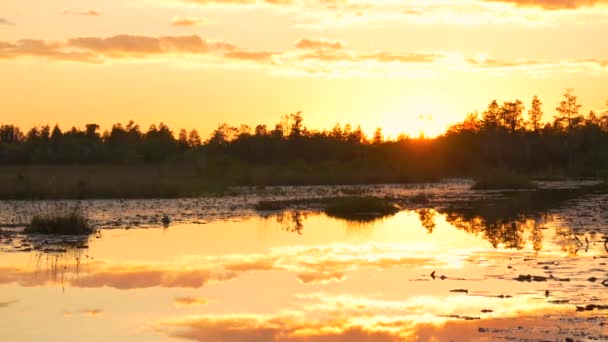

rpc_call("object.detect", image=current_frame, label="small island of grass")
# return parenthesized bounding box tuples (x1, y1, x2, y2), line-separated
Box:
(25, 210, 94, 235)
(324, 196, 400, 221)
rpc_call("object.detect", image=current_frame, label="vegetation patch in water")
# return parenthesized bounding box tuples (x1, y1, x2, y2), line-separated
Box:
(472, 172, 537, 190)
(25, 209, 93, 235)
(324, 196, 399, 221)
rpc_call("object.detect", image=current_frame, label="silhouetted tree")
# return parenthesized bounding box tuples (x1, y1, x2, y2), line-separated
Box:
(554, 88, 583, 131)
(528, 96, 543, 132)
(187, 129, 202, 147)
(372, 127, 383, 144)
(482, 100, 501, 129)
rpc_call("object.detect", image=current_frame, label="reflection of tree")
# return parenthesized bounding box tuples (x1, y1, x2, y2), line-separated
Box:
(276, 211, 306, 235)
(443, 212, 528, 249)
(417, 209, 436, 233)
(431, 189, 590, 252)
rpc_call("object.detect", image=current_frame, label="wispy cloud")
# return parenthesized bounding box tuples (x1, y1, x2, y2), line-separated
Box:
(295, 38, 344, 50)
(60, 9, 102, 16)
(0, 34, 237, 63)
(0, 17, 15, 26)
(171, 16, 207, 26)
(483, 0, 608, 10)
(1, 34, 608, 78)
(173, 296, 210, 307)
(0, 300, 18, 307)
(64, 309, 104, 318)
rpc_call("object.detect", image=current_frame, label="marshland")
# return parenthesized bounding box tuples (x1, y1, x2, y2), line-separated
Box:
(2, 93, 608, 341)
(1, 178, 608, 341)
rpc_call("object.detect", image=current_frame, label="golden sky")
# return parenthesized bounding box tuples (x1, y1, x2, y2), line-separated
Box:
(1, 0, 608, 137)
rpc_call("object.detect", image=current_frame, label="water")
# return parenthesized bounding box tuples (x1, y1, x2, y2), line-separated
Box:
(1, 181, 607, 341)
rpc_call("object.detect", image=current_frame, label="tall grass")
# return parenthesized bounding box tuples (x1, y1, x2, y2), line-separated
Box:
(24, 203, 93, 235)
(0, 164, 228, 199)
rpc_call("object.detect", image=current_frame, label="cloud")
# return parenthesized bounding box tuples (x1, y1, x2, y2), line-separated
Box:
(171, 16, 207, 26)
(68, 34, 216, 54)
(291, 50, 443, 66)
(0, 39, 97, 62)
(182, 0, 292, 5)
(64, 309, 104, 318)
(60, 9, 102, 16)
(173, 297, 210, 307)
(0, 34, 237, 63)
(482, 0, 608, 9)
(0, 300, 18, 308)
(295, 38, 344, 50)
(224, 50, 277, 62)
(465, 57, 545, 68)
(0, 18, 15, 25)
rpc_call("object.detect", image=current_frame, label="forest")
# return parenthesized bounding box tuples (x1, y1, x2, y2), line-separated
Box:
(1, 89, 608, 186)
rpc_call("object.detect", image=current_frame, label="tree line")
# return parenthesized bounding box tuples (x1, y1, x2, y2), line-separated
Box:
(1, 89, 607, 180)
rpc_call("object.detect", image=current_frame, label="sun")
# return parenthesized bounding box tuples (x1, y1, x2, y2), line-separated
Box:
(375, 100, 450, 139)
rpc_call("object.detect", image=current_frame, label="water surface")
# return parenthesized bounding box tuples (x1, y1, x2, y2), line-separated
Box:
(1, 182, 607, 341)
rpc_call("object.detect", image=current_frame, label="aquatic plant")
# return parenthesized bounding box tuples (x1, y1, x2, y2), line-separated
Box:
(25, 206, 93, 235)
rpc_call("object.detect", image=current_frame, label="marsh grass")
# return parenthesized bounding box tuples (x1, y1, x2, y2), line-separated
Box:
(24, 203, 94, 235)
(472, 172, 537, 190)
(324, 196, 400, 221)
(0, 164, 229, 199)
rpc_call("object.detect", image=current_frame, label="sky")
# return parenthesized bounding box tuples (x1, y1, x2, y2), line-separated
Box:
(1, 0, 608, 138)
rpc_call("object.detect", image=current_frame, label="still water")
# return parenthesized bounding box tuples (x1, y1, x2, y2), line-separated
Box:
(1, 183, 607, 341)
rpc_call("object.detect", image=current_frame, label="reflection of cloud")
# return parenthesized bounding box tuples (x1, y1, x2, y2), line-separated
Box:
(165, 315, 402, 342)
(296, 271, 345, 284)
(0, 243, 447, 290)
(70, 266, 238, 289)
(160, 293, 580, 342)
(173, 297, 210, 307)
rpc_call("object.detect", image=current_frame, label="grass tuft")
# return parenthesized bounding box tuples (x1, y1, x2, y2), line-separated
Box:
(25, 209, 93, 235)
